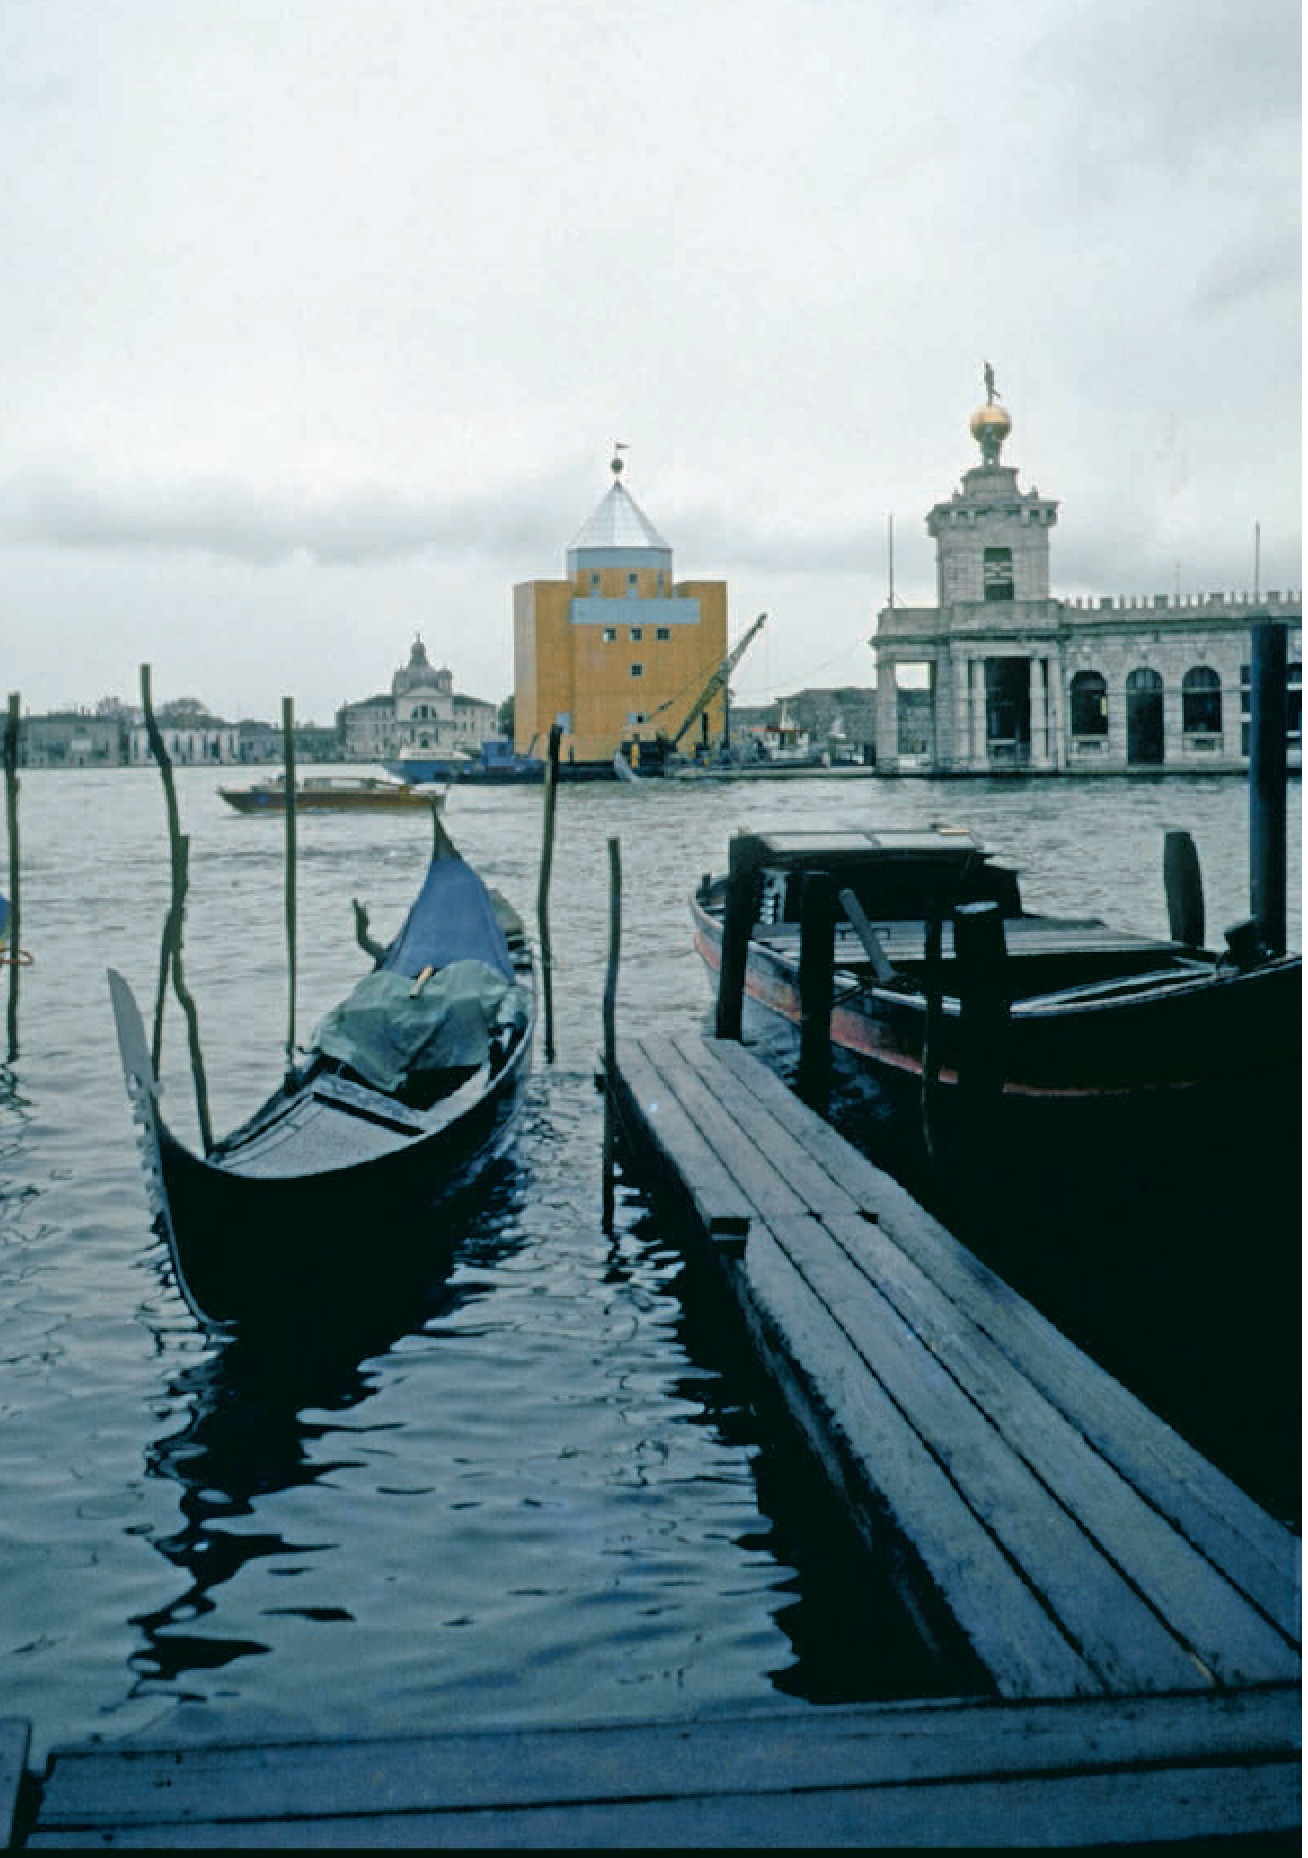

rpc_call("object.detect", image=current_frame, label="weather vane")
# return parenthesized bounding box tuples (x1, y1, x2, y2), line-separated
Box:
(611, 441, 629, 478)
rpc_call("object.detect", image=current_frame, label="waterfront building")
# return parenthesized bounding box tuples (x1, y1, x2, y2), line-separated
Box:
(871, 382, 1302, 774)
(513, 455, 728, 767)
(20, 709, 128, 767)
(338, 637, 497, 762)
(128, 703, 239, 766)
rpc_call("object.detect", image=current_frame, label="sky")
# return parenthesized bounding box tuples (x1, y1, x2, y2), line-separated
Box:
(0, 0, 1300, 726)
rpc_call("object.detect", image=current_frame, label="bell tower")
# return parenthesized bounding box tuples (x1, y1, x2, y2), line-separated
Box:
(926, 371, 1058, 607)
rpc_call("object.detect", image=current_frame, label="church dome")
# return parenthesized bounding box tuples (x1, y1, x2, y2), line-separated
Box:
(392, 635, 448, 696)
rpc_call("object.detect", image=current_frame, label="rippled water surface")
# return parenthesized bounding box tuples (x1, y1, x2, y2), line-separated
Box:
(1, 767, 1299, 1761)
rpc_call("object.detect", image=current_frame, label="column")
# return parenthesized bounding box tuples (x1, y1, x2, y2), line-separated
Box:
(875, 658, 899, 771)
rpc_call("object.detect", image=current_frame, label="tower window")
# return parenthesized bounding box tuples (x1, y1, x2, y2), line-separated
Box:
(983, 547, 1014, 601)
(627, 572, 639, 593)
(630, 663, 644, 678)
(590, 572, 601, 590)
(656, 627, 670, 641)
(602, 627, 617, 642)
(630, 626, 643, 641)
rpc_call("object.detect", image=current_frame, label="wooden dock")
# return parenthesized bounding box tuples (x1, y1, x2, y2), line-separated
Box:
(6, 1033, 1299, 1848)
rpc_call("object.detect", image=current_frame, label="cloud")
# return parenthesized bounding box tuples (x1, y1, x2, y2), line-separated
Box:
(0, 468, 566, 567)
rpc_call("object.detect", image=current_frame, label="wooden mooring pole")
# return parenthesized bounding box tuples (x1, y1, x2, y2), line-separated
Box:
(919, 907, 945, 1164)
(3, 693, 21, 1062)
(282, 697, 298, 1072)
(797, 870, 835, 1115)
(1163, 829, 1205, 949)
(715, 833, 761, 1040)
(1249, 618, 1288, 958)
(537, 722, 562, 1063)
(140, 664, 212, 1153)
(953, 899, 1009, 1132)
(602, 834, 621, 1234)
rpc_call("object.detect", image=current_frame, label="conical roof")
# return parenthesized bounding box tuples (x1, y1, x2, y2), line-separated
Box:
(567, 473, 672, 575)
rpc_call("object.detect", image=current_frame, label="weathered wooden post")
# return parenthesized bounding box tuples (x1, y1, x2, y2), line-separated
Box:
(797, 869, 835, 1115)
(537, 722, 562, 1063)
(3, 693, 21, 1061)
(918, 908, 945, 1164)
(140, 664, 212, 1153)
(281, 697, 298, 1072)
(952, 900, 1009, 1123)
(715, 833, 761, 1040)
(602, 834, 622, 1234)
(1163, 829, 1205, 948)
(1249, 618, 1288, 958)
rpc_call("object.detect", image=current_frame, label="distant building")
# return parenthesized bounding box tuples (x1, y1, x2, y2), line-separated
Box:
(337, 637, 497, 762)
(19, 710, 128, 767)
(871, 382, 1302, 774)
(128, 706, 240, 765)
(513, 456, 729, 766)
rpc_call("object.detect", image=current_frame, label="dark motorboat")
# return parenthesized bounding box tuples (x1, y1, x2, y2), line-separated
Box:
(692, 825, 1301, 1169)
(109, 842, 535, 1332)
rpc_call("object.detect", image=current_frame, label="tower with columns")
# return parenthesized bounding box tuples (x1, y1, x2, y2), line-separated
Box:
(871, 375, 1299, 774)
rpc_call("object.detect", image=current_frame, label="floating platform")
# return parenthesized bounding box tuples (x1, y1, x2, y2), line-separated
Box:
(5, 1035, 1299, 1848)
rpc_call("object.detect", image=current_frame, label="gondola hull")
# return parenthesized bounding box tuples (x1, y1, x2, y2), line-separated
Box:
(110, 969, 534, 1330)
(110, 844, 535, 1332)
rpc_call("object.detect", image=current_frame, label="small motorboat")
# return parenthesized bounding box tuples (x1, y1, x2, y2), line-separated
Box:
(219, 771, 446, 814)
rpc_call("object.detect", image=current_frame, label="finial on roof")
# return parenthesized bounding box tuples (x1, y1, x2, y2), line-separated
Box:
(611, 441, 629, 479)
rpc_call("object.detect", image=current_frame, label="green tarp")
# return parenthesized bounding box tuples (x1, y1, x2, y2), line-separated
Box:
(312, 959, 528, 1095)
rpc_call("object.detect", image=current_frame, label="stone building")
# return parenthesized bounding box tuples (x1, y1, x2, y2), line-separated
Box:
(337, 637, 498, 762)
(871, 385, 1301, 774)
(128, 705, 239, 765)
(19, 710, 128, 767)
(513, 455, 728, 767)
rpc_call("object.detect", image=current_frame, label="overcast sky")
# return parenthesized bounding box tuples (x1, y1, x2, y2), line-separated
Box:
(0, 0, 1300, 725)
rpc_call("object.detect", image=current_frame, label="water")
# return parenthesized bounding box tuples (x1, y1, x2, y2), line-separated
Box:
(0, 767, 1299, 1763)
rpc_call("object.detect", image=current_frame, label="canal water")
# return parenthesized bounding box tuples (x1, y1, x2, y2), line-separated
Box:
(0, 767, 1299, 1763)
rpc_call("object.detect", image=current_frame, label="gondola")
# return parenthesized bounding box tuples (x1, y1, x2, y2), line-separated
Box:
(692, 825, 1301, 1176)
(109, 836, 535, 1332)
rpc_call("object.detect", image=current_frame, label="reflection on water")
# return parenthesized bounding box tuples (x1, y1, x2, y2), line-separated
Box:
(131, 1163, 530, 1705)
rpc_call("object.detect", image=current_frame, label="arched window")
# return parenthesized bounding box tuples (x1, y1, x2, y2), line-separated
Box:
(1182, 665, 1222, 735)
(1070, 670, 1107, 735)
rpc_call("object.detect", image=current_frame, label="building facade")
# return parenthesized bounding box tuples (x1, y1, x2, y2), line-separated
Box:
(128, 714, 240, 765)
(338, 638, 498, 762)
(513, 457, 728, 766)
(871, 388, 1302, 774)
(20, 710, 129, 767)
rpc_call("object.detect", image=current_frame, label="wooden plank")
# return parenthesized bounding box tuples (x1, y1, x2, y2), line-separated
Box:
(704, 1037, 1300, 1633)
(763, 1213, 1206, 1695)
(609, 1041, 751, 1240)
(656, 1033, 862, 1220)
(0, 1717, 30, 1849)
(739, 1222, 1102, 1696)
(813, 1210, 1297, 1689)
(26, 1763, 1300, 1848)
(29, 1689, 1299, 1847)
(632, 1039, 811, 1223)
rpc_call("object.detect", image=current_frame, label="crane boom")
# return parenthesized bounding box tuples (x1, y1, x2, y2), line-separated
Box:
(668, 612, 768, 749)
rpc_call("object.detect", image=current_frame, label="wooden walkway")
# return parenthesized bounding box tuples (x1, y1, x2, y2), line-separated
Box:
(6, 1690, 1299, 1848)
(6, 1033, 1299, 1848)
